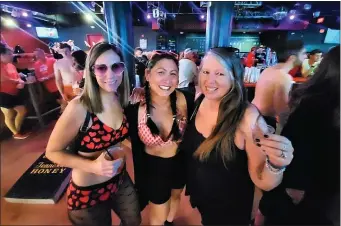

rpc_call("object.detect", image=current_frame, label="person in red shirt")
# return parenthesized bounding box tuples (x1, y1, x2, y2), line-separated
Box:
(0, 43, 29, 139)
(245, 47, 257, 67)
(33, 48, 61, 101)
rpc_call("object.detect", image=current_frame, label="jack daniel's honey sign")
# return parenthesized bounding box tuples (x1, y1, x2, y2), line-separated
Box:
(5, 153, 71, 204)
(30, 155, 68, 174)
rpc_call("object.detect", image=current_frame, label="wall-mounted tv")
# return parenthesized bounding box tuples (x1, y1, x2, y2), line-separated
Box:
(35, 27, 59, 39)
(324, 28, 340, 44)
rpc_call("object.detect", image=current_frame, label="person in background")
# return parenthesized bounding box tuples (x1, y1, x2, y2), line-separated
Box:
(245, 47, 257, 67)
(134, 47, 148, 87)
(54, 43, 79, 110)
(46, 42, 141, 226)
(71, 50, 87, 95)
(34, 48, 60, 101)
(252, 40, 306, 130)
(179, 47, 294, 225)
(255, 45, 266, 65)
(259, 45, 340, 226)
(178, 48, 198, 90)
(67, 40, 81, 52)
(301, 49, 322, 78)
(0, 43, 29, 139)
(49, 42, 63, 60)
(253, 40, 306, 224)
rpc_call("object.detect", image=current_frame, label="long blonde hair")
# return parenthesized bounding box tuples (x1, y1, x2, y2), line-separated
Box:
(194, 47, 248, 165)
(80, 42, 130, 113)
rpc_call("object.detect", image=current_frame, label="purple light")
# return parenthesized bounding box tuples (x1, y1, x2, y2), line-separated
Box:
(200, 15, 205, 19)
(289, 15, 295, 20)
(147, 14, 151, 19)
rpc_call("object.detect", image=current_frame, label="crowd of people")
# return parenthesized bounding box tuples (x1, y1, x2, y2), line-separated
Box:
(0, 37, 339, 226)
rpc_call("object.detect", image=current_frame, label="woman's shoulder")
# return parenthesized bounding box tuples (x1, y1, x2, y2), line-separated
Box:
(238, 104, 260, 135)
(55, 97, 88, 130)
(65, 97, 87, 120)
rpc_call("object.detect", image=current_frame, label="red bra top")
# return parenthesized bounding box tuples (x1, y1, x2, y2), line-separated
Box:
(138, 105, 187, 147)
(78, 113, 129, 153)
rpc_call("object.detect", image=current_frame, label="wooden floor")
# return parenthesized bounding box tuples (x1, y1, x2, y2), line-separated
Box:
(1, 120, 261, 225)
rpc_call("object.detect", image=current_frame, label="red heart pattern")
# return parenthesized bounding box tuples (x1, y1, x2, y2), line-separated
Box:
(79, 114, 129, 153)
(83, 136, 90, 142)
(86, 142, 95, 149)
(66, 175, 124, 211)
(89, 132, 96, 137)
(102, 134, 111, 142)
(91, 124, 100, 130)
(103, 124, 113, 133)
(93, 138, 101, 143)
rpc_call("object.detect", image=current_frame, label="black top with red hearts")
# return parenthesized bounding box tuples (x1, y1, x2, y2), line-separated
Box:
(76, 113, 129, 153)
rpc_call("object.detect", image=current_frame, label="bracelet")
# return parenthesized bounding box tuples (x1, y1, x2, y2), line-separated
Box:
(265, 158, 286, 174)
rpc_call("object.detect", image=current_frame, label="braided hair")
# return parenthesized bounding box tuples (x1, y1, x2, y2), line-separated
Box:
(144, 52, 181, 141)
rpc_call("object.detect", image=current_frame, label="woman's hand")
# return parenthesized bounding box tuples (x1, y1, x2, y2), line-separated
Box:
(255, 134, 294, 168)
(90, 151, 124, 177)
(286, 188, 305, 204)
(129, 87, 145, 104)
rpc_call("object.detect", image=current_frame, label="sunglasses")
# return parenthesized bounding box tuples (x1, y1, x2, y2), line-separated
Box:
(91, 62, 125, 76)
(152, 50, 178, 58)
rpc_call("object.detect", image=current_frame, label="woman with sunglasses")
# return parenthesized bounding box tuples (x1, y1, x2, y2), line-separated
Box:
(46, 42, 141, 226)
(178, 47, 294, 225)
(125, 51, 195, 225)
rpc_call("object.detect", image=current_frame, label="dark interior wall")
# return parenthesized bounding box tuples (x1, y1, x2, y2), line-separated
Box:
(259, 31, 289, 49)
(58, 25, 107, 50)
(287, 24, 338, 52)
(133, 26, 157, 51)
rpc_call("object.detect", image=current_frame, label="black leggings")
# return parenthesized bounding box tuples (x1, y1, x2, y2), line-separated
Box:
(68, 172, 141, 226)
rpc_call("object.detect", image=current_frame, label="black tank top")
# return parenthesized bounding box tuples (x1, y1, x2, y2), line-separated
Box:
(179, 95, 254, 224)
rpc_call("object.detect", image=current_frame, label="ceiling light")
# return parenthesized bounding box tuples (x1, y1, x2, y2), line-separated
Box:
(319, 29, 325, 33)
(304, 4, 311, 10)
(317, 17, 324, 23)
(26, 23, 32, 28)
(291, 32, 295, 35)
(180, 31, 184, 34)
(147, 14, 151, 19)
(313, 11, 320, 18)
(90, 25, 95, 29)
(84, 13, 93, 22)
(289, 15, 295, 20)
(200, 15, 205, 19)
(22, 12, 28, 17)
(3, 18, 17, 28)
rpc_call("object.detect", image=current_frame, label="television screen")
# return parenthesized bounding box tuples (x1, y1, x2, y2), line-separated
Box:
(35, 27, 59, 39)
(324, 29, 340, 44)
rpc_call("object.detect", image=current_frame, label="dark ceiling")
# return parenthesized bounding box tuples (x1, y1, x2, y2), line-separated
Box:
(1, 1, 340, 30)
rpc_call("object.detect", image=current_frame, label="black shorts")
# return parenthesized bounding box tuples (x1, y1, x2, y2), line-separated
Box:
(144, 151, 186, 205)
(0, 92, 25, 109)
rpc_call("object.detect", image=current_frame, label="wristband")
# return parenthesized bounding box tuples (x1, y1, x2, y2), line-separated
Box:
(265, 157, 286, 174)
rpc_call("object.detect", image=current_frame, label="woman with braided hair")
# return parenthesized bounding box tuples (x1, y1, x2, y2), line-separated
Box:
(125, 52, 195, 225)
